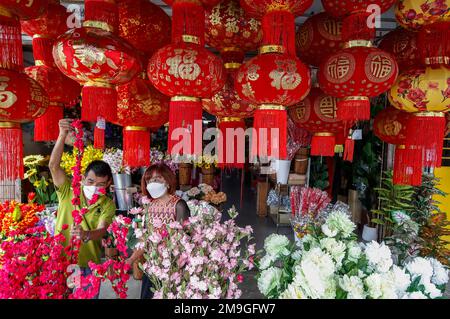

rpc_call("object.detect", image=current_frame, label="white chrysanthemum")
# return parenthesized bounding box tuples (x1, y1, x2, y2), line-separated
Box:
(423, 281, 443, 299)
(402, 291, 428, 299)
(291, 250, 302, 261)
(279, 283, 306, 299)
(347, 242, 362, 263)
(364, 241, 393, 273)
(319, 238, 346, 267)
(264, 234, 290, 258)
(406, 257, 434, 283)
(364, 273, 397, 299)
(300, 234, 319, 249)
(387, 265, 411, 298)
(338, 275, 366, 299)
(428, 258, 449, 286)
(259, 254, 276, 270)
(292, 248, 336, 299)
(322, 210, 356, 238)
(257, 267, 282, 297)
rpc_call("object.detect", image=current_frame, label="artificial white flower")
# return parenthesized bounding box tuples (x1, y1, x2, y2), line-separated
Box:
(428, 258, 449, 286)
(364, 273, 397, 299)
(406, 257, 434, 284)
(300, 234, 319, 249)
(364, 241, 393, 273)
(423, 281, 442, 299)
(264, 234, 291, 258)
(259, 254, 276, 270)
(387, 265, 411, 298)
(291, 250, 302, 261)
(402, 291, 428, 299)
(321, 224, 338, 238)
(322, 210, 355, 238)
(338, 275, 366, 299)
(347, 242, 362, 263)
(258, 267, 282, 297)
(319, 238, 346, 267)
(279, 283, 305, 299)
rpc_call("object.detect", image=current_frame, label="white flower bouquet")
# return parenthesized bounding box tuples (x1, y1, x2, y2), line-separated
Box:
(258, 207, 449, 299)
(103, 148, 130, 175)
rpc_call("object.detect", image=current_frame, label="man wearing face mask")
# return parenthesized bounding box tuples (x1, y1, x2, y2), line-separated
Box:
(49, 119, 116, 290)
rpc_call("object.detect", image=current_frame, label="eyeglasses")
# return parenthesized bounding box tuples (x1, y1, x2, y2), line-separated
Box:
(147, 175, 165, 183)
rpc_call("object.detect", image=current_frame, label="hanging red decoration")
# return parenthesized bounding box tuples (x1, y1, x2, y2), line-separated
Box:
(22, 2, 81, 141)
(52, 0, 142, 123)
(0, 69, 49, 181)
(289, 87, 344, 157)
(395, 0, 449, 30)
(373, 107, 423, 186)
(296, 12, 344, 67)
(0, 9, 23, 72)
(378, 27, 421, 72)
(148, 0, 226, 156)
(115, 77, 170, 167)
(0, 0, 48, 20)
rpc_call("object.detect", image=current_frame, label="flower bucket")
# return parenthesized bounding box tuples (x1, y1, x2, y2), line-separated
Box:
(276, 159, 291, 184)
(294, 148, 309, 174)
(362, 224, 378, 242)
(201, 167, 215, 186)
(112, 174, 133, 211)
(178, 163, 192, 186)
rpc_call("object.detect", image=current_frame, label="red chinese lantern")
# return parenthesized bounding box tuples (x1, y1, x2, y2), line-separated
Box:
(235, 0, 312, 160)
(0, 9, 23, 72)
(22, 2, 81, 141)
(319, 45, 398, 121)
(373, 107, 422, 186)
(0, 0, 48, 20)
(289, 87, 344, 157)
(296, 12, 344, 67)
(115, 76, 170, 167)
(118, 0, 171, 59)
(148, 0, 226, 156)
(0, 69, 49, 181)
(378, 27, 420, 72)
(53, 0, 142, 124)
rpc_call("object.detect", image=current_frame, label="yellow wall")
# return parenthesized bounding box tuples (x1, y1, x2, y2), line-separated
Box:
(434, 167, 450, 245)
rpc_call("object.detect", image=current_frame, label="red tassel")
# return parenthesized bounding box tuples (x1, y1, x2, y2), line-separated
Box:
(81, 85, 117, 123)
(84, 0, 119, 32)
(32, 37, 57, 67)
(393, 146, 423, 186)
(171, 1, 205, 45)
(93, 117, 106, 150)
(217, 118, 245, 169)
(123, 127, 150, 168)
(251, 107, 287, 160)
(417, 22, 450, 67)
(34, 104, 63, 142)
(0, 14, 23, 72)
(0, 124, 24, 181)
(337, 97, 371, 121)
(262, 10, 296, 56)
(311, 133, 336, 157)
(343, 137, 355, 162)
(168, 98, 203, 156)
(342, 12, 375, 42)
(405, 112, 446, 168)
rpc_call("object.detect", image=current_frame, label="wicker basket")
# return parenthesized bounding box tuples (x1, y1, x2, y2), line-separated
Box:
(201, 167, 215, 186)
(178, 163, 192, 186)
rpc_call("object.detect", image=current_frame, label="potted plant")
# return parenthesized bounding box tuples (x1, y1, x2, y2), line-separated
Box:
(23, 155, 57, 206)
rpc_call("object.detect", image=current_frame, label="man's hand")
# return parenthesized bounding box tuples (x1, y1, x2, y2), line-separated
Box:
(70, 224, 84, 240)
(58, 118, 74, 137)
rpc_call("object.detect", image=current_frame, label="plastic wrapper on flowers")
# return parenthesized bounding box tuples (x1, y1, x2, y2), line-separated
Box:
(257, 209, 449, 299)
(267, 190, 290, 211)
(140, 203, 256, 299)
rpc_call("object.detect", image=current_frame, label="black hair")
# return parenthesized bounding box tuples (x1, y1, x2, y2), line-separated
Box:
(84, 160, 113, 180)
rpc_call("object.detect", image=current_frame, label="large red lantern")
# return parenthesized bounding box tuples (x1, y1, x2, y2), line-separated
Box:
(118, 0, 171, 59)
(0, 69, 49, 181)
(0, 0, 48, 20)
(148, 0, 226, 156)
(319, 45, 398, 121)
(53, 0, 142, 124)
(115, 77, 170, 167)
(296, 12, 344, 67)
(22, 2, 81, 142)
(0, 9, 23, 72)
(289, 87, 344, 157)
(374, 107, 422, 186)
(378, 27, 420, 72)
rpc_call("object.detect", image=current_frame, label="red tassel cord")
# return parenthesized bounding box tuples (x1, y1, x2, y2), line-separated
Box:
(251, 107, 287, 160)
(343, 137, 355, 162)
(168, 98, 203, 156)
(310, 133, 336, 157)
(93, 117, 106, 150)
(171, 0, 205, 45)
(217, 118, 245, 169)
(34, 104, 64, 142)
(0, 124, 24, 181)
(0, 14, 23, 72)
(393, 146, 423, 186)
(123, 127, 150, 168)
(262, 10, 296, 56)
(84, 0, 119, 33)
(32, 37, 57, 67)
(337, 97, 371, 122)
(81, 84, 118, 123)
(405, 113, 446, 168)
(417, 22, 450, 67)
(342, 12, 376, 42)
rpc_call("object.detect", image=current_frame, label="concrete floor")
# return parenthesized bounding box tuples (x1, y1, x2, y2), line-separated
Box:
(99, 169, 449, 299)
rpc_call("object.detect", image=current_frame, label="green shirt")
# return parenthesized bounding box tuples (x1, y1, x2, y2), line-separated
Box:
(55, 178, 116, 267)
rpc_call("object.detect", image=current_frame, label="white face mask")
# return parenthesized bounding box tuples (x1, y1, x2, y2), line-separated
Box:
(146, 182, 167, 199)
(83, 185, 102, 201)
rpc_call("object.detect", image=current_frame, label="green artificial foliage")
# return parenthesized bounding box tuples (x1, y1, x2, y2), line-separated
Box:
(309, 157, 329, 191)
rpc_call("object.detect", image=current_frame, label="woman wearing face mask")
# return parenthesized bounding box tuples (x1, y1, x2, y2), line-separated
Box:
(126, 163, 190, 299)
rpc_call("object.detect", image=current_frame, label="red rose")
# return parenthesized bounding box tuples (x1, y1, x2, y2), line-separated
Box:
(27, 192, 36, 203)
